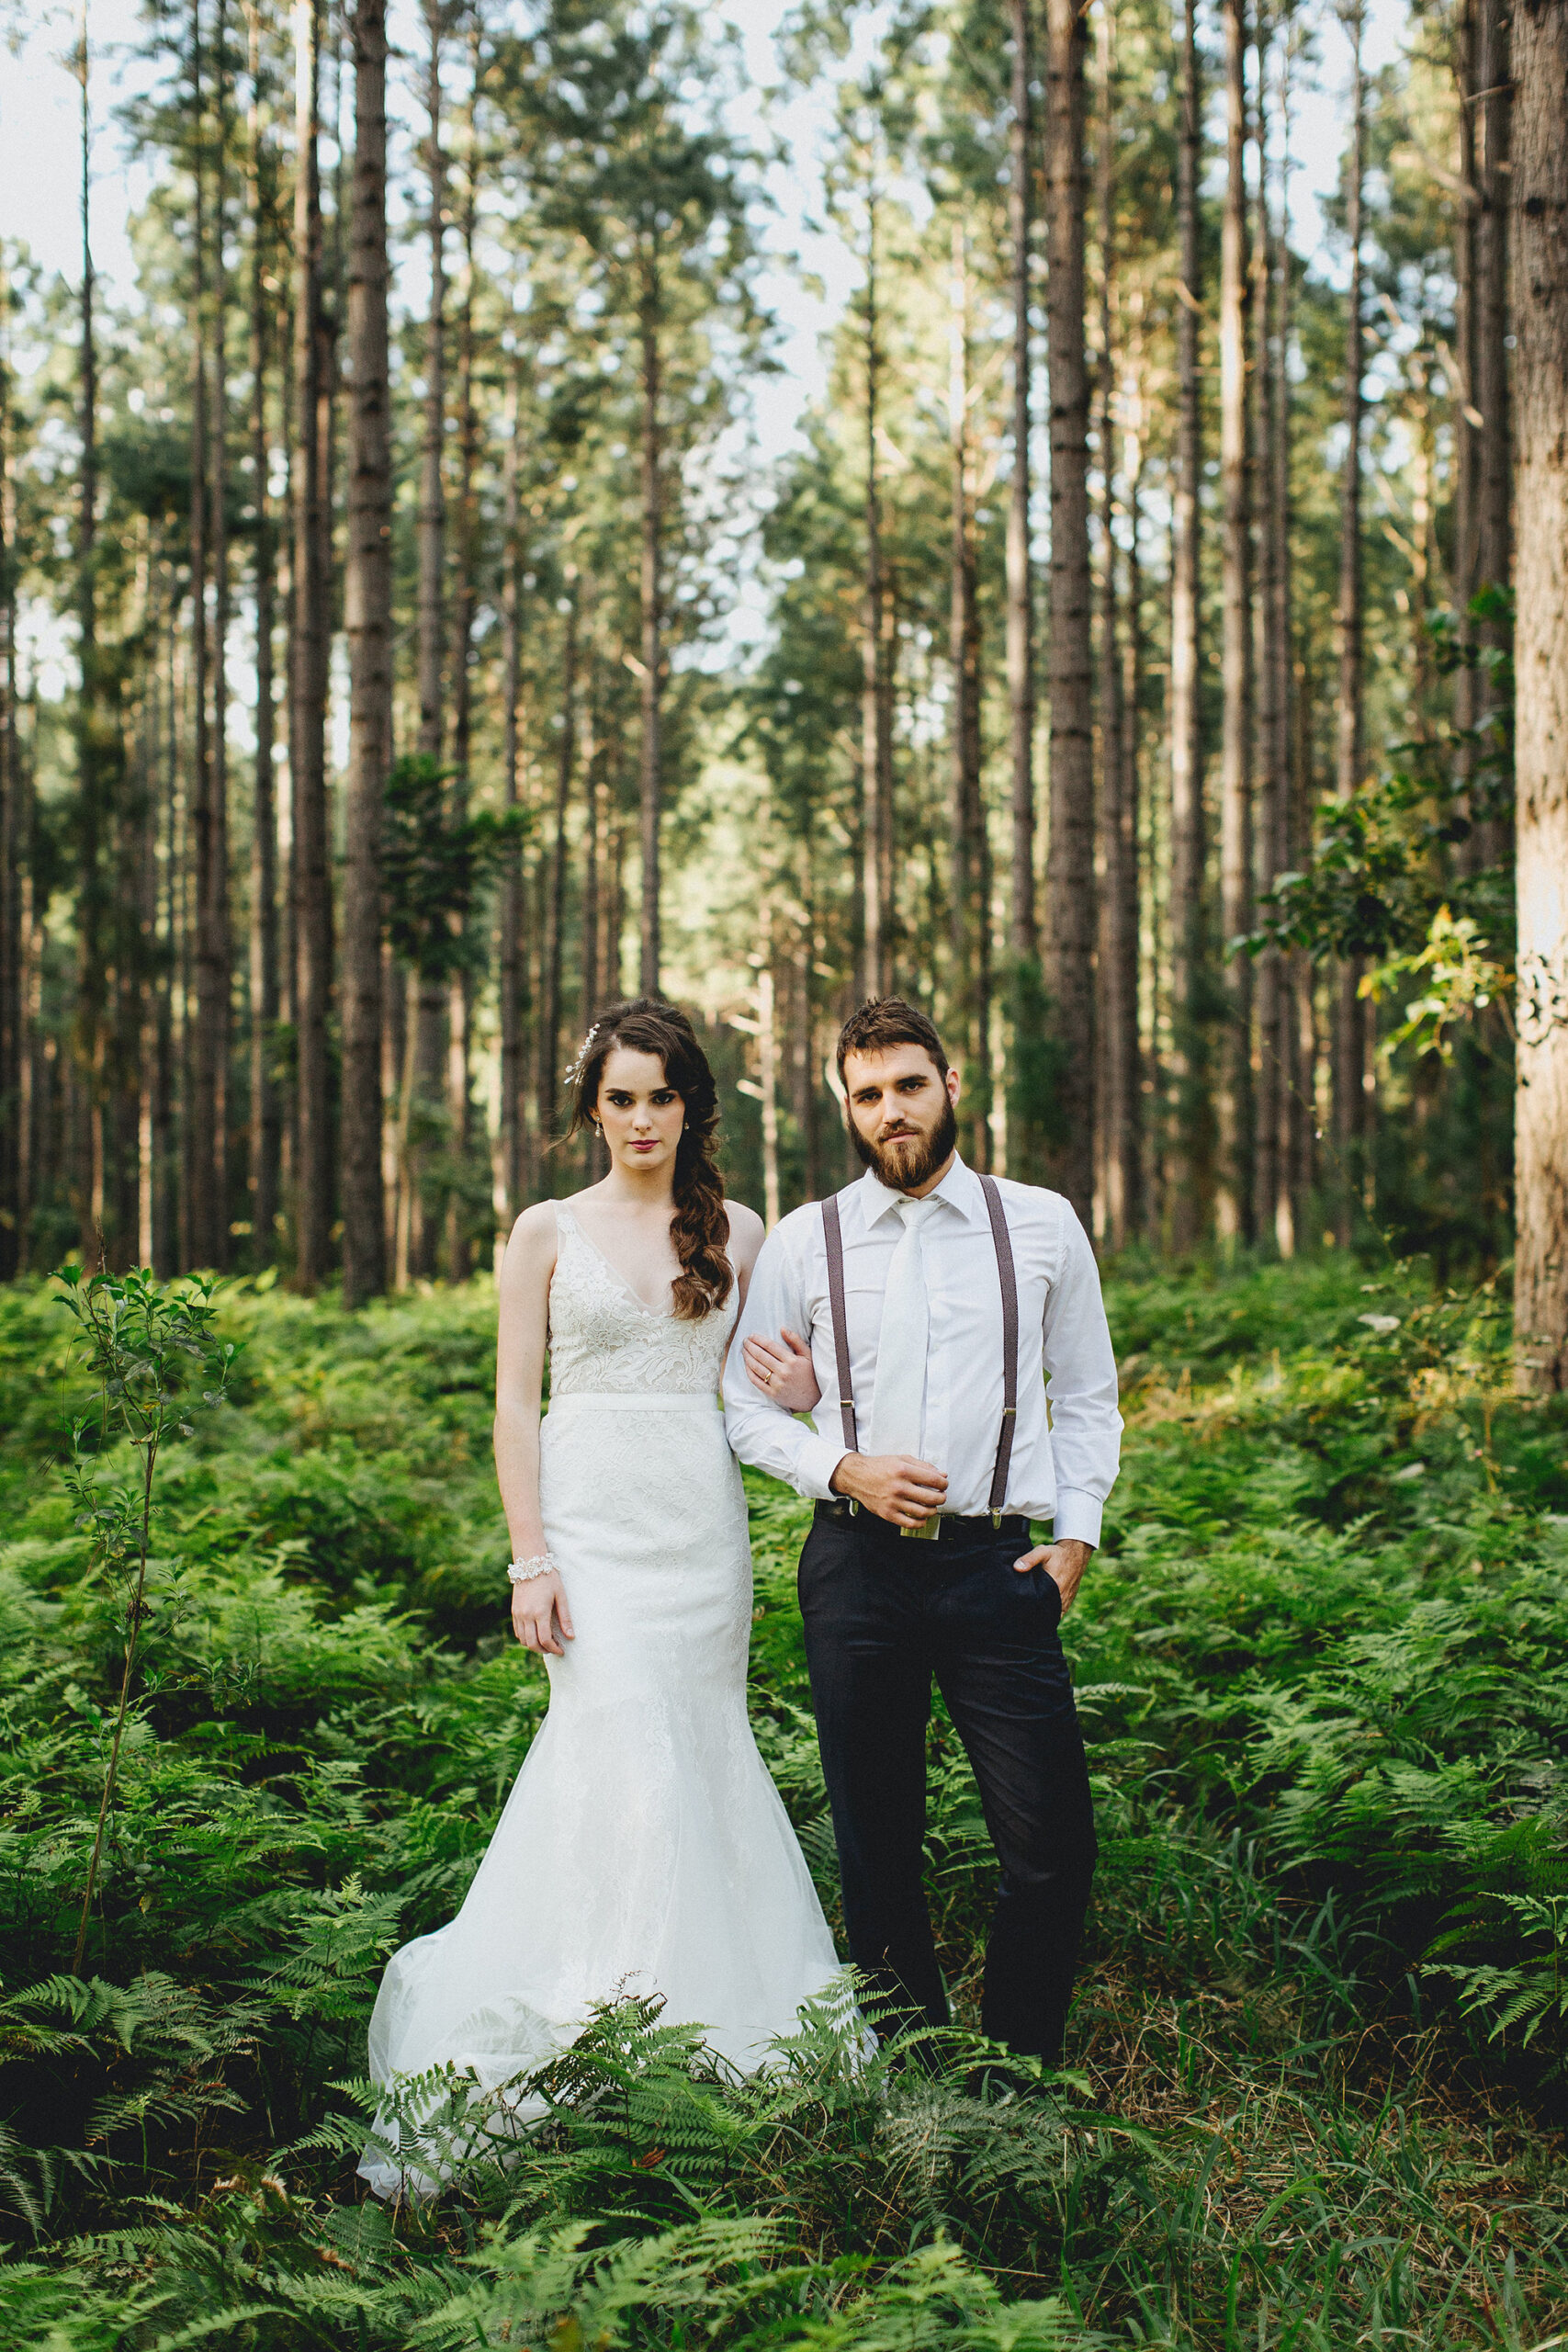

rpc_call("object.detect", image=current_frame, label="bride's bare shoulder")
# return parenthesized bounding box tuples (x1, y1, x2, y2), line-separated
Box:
(500, 1200, 560, 1283)
(724, 1199, 766, 1272)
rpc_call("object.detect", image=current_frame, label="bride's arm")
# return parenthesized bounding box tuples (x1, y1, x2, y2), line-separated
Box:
(494, 1203, 574, 1657)
(724, 1202, 819, 1412)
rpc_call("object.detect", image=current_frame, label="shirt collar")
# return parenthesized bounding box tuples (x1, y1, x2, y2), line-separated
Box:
(857, 1151, 983, 1229)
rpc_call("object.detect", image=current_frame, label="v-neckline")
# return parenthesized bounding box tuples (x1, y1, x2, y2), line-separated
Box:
(559, 1204, 676, 1321)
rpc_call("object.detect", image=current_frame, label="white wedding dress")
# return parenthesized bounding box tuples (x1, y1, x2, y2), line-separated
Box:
(359, 1203, 841, 2196)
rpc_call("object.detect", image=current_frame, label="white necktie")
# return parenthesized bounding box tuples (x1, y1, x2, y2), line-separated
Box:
(866, 1196, 942, 1459)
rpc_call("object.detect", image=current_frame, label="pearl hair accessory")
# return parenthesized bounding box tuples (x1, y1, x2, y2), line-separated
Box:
(507, 1553, 559, 1584)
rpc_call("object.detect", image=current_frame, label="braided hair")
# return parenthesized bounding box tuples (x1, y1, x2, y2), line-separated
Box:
(564, 999, 733, 1321)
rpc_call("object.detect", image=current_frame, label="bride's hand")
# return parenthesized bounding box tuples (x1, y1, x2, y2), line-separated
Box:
(743, 1328, 820, 1413)
(512, 1570, 575, 1657)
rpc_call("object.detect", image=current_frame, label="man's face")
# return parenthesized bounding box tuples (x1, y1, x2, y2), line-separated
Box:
(841, 1044, 962, 1193)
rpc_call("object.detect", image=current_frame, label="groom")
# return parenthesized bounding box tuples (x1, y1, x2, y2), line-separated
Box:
(723, 998, 1122, 2066)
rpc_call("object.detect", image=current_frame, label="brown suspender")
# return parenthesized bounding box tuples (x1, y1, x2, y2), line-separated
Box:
(977, 1173, 1021, 1518)
(821, 1192, 860, 1457)
(819, 1173, 1020, 1525)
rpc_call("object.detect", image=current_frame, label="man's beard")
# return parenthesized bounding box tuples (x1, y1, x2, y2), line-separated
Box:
(850, 1093, 958, 1193)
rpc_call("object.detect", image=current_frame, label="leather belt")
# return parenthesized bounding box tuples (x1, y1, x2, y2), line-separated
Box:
(813, 1498, 1032, 1544)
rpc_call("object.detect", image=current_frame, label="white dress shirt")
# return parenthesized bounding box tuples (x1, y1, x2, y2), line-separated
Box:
(722, 1155, 1122, 1546)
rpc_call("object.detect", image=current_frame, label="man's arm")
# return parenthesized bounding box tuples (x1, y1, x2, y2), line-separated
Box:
(1040, 1203, 1123, 1550)
(721, 1216, 847, 1498)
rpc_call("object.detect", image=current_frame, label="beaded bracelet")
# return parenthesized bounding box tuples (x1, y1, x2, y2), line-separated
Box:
(507, 1553, 559, 1585)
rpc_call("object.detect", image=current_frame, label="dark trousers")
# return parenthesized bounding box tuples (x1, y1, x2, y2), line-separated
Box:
(798, 1506, 1097, 2064)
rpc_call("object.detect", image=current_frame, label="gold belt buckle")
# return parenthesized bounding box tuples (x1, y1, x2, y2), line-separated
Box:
(901, 1513, 942, 1541)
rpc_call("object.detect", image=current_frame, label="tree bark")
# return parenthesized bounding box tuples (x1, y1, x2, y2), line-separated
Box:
(498, 348, 527, 1229)
(861, 192, 892, 1001)
(1121, 425, 1145, 1240)
(1100, 0, 1133, 1250)
(1008, 0, 1037, 971)
(208, 0, 232, 1269)
(247, 2, 280, 1263)
(1332, 0, 1367, 1243)
(0, 254, 19, 1277)
(1253, 15, 1283, 1255)
(187, 0, 224, 1269)
(1043, 0, 1095, 1227)
(417, 6, 446, 769)
(340, 0, 389, 1306)
(446, 17, 481, 1259)
(541, 582, 577, 1146)
(74, 0, 111, 1263)
(949, 223, 987, 1168)
(1168, 0, 1208, 1248)
(638, 245, 663, 998)
(289, 0, 333, 1288)
(1475, 0, 1512, 665)
(1266, 23, 1299, 1256)
(403, 0, 447, 1281)
(1511, 0, 1568, 1391)
(1217, 0, 1254, 1250)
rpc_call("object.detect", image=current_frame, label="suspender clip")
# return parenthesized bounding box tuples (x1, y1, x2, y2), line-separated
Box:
(991, 1509, 1002, 1529)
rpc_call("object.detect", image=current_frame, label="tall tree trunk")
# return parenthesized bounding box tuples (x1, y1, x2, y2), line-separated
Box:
(247, 2, 280, 1261)
(188, 0, 220, 1267)
(0, 254, 18, 1277)
(74, 0, 110, 1262)
(209, 2, 232, 1267)
(1168, 0, 1208, 1248)
(340, 0, 389, 1306)
(416, 6, 446, 765)
(1217, 0, 1254, 1249)
(446, 17, 481, 1262)
(1252, 14, 1283, 1255)
(637, 243, 663, 998)
(541, 583, 577, 1149)
(861, 192, 892, 1001)
(1043, 0, 1095, 1227)
(1095, 0, 1138, 1250)
(290, 0, 333, 1288)
(1451, 0, 1481, 787)
(498, 348, 527, 1230)
(1475, 0, 1512, 745)
(405, 0, 447, 1281)
(1122, 420, 1145, 1239)
(1008, 0, 1037, 972)
(1332, 0, 1367, 1243)
(949, 223, 987, 1168)
(1268, 22, 1299, 1256)
(1511, 0, 1568, 1391)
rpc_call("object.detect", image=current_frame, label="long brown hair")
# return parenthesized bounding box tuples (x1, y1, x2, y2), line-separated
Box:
(564, 1000, 733, 1321)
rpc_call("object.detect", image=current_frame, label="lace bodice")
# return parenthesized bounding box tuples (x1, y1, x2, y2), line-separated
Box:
(547, 1203, 737, 1396)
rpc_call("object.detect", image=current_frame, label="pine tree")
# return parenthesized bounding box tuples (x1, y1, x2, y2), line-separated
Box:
(1043, 0, 1095, 1227)
(1511, 0, 1568, 1391)
(340, 0, 390, 1306)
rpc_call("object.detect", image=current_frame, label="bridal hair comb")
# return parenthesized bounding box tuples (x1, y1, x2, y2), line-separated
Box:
(507, 1553, 560, 1584)
(562, 1024, 604, 1091)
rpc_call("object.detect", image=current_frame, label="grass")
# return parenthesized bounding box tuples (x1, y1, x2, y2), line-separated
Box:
(0, 1250, 1565, 2347)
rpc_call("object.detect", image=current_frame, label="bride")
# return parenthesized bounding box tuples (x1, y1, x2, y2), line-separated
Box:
(359, 999, 840, 2195)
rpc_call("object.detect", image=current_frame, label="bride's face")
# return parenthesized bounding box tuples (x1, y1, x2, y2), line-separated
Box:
(593, 1047, 685, 1176)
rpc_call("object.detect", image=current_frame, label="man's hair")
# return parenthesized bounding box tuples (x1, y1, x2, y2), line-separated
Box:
(836, 997, 949, 1090)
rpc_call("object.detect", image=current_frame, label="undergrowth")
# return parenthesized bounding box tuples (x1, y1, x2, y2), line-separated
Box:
(0, 1253, 1565, 2347)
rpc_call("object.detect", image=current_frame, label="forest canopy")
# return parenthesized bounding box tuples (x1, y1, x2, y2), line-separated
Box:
(0, 0, 1564, 1385)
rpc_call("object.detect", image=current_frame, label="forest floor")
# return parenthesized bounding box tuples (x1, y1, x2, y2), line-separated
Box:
(2, 1251, 1567, 2350)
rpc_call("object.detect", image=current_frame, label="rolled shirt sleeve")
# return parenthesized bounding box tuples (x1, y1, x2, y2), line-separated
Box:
(722, 1217, 846, 1500)
(1041, 1204, 1123, 1548)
